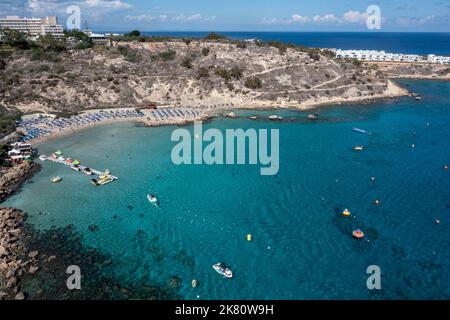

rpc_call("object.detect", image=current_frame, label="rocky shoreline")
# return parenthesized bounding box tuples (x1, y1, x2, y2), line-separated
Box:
(0, 162, 41, 203)
(0, 208, 40, 300)
(0, 206, 184, 300)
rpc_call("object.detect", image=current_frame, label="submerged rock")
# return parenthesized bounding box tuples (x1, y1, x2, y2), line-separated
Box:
(88, 225, 99, 232)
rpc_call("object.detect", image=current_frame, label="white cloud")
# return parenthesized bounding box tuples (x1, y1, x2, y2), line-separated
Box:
(26, 0, 131, 16)
(312, 14, 338, 23)
(292, 14, 310, 23)
(125, 14, 168, 22)
(342, 10, 368, 24)
(125, 13, 216, 23)
(84, 0, 131, 10)
(172, 13, 216, 22)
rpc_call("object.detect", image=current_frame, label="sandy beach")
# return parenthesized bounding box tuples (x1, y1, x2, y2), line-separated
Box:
(21, 79, 410, 147)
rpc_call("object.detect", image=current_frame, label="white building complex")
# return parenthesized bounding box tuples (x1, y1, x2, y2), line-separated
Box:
(0, 15, 64, 39)
(334, 49, 450, 64)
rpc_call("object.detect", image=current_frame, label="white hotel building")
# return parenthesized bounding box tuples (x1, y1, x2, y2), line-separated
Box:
(335, 49, 450, 64)
(0, 16, 64, 39)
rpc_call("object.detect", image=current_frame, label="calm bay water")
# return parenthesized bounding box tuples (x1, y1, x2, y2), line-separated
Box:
(4, 80, 450, 299)
(132, 32, 450, 55)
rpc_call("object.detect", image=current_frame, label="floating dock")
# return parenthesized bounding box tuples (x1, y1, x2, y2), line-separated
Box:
(39, 154, 118, 184)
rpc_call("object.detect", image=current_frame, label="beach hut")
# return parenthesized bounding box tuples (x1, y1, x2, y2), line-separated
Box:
(147, 103, 157, 110)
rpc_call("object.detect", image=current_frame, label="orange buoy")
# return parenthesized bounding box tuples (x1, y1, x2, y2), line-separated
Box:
(352, 229, 365, 239)
(342, 209, 351, 217)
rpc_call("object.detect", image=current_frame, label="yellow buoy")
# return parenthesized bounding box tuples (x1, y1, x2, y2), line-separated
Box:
(247, 234, 252, 241)
(342, 209, 351, 217)
(192, 279, 198, 288)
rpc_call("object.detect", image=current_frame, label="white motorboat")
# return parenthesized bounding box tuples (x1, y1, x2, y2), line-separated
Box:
(212, 263, 233, 278)
(147, 194, 159, 206)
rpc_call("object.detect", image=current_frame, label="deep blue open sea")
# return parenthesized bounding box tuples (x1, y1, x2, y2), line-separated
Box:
(4, 80, 450, 299)
(131, 32, 450, 55)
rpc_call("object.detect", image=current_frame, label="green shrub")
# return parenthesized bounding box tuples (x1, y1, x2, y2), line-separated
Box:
(196, 67, 209, 79)
(229, 65, 243, 80)
(30, 47, 44, 60)
(181, 57, 193, 69)
(158, 50, 176, 61)
(244, 76, 262, 89)
(215, 67, 230, 80)
(236, 41, 247, 49)
(202, 47, 210, 56)
(38, 64, 50, 72)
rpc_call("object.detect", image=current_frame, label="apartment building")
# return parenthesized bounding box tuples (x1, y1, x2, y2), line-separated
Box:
(0, 16, 64, 39)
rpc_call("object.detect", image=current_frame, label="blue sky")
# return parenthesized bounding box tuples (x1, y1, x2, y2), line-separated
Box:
(1, 0, 450, 32)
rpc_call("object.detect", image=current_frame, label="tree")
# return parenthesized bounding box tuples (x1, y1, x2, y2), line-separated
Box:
(205, 32, 226, 41)
(126, 30, 141, 37)
(1, 29, 31, 49)
(0, 59, 5, 70)
(36, 34, 66, 52)
(64, 29, 93, 49)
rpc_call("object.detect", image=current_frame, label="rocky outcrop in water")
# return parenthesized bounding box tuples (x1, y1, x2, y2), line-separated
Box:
(0, 162, 41, 202)
(0, 208, 38, 300)
(0, 207, 183, 300)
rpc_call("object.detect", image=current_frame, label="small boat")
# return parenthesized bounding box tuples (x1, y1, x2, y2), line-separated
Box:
(97, 175, 113, 185)
(415, 96, 422, 101)
(54, 150, 62, 156)
(51, 176, 62, 183)
(147, 194, 159, 206)
(353, 145, 364, 151)
(91, 179, 99, 186)
(352, 128, 371, 135)
(212, 263, 233, 278)
(268, 115, 283, 121)
(342, 209, 351, 217)
(39, 155, 48, 161)
(352, 229, 365, 239)
(191, 279, 198, 288)
(308, 113, 319, 120)
(247, 233, 252, 241)
(249, 116, 257, 120)
(82, 167, 93, 175)
(70, 165, 81, 172)
(224, 112, 236, 118)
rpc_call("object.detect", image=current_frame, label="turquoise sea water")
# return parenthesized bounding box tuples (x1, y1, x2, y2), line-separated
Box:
(4, 80, 450, 299)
